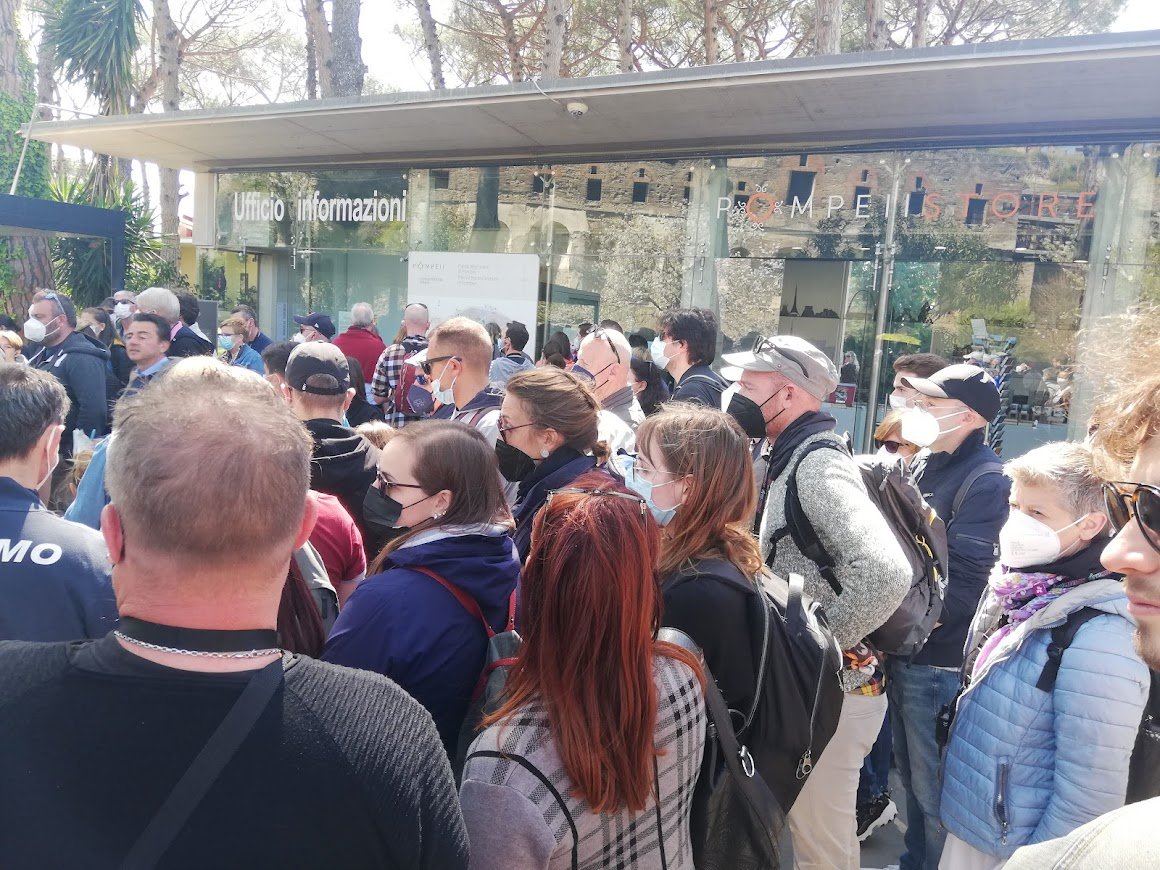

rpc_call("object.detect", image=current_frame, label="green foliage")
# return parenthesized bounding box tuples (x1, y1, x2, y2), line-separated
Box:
(50, 172, 162, 307)
(45, 0, 144, 115)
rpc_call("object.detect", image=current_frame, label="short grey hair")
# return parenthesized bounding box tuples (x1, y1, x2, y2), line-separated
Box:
(1005, 441, 1104, 516)
(135, 286, 181, 324)
(0, 364, 69, 460)
(107, 358, 313, 563)
(350, 302, 375, 327)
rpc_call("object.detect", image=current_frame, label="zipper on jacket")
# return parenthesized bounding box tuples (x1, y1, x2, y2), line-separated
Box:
(993, 756, 1011, 847)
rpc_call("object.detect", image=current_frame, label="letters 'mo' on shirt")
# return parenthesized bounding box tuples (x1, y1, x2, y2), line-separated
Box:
(0, 539, 63, 565)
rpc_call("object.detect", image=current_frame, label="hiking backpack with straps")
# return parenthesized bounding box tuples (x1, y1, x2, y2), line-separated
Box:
(410, 567, 520, 779)
(668, 559, 843, 813)
(767, 438, 952, 657)
(1035, 607, 1160, 804)
(393, 337, 427, 417)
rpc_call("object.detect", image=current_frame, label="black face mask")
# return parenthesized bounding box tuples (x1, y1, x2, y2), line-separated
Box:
(495, 438, 537, 482)
(726, 387, 786, 439)
(363, 484, 404, 531)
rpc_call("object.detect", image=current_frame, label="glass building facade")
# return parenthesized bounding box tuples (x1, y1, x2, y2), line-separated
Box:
(201, 141, 1160, 456)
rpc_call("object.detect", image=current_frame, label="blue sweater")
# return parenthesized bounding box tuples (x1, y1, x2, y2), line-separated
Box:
(940, 569, 1150, 856)
(323, 526, 520, 753)
(913, 429, 1011, 667)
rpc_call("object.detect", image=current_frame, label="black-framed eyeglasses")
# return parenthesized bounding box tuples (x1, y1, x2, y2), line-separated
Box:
(376, 470, 425, 494)
(420, 355, 458, 377)
(752, 335, 809, 378)
(1103, 481, 1160, 555)
(590, 326, 621, 364)
(497, 420, 542, 443)
(546, 486, 647, 517)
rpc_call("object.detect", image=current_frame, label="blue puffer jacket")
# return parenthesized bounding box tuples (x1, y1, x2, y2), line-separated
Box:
(940, 565, 1150, 857)
(323, 524, 520, 754)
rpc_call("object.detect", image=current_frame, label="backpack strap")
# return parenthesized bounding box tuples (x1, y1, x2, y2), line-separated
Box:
(413, 566, 495, 639)
(1035, 607, 1104, 693)
(769, 440, 845, 595)
(949, 461, 1004, 528)
(466, 750, 579, 870)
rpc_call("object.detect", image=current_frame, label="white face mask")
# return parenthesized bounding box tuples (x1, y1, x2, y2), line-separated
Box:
(999, 508, 1087, 569)
(888, 392, 910, 410)
(113, 302, 133, 320)
(898, 408, 940, 448)
(291, 332, 307, 344)
(430, 360, 457, 407)
(915, 406, 966, 438)
(650, 336, 674, 371)
(23, 317, 48, 344)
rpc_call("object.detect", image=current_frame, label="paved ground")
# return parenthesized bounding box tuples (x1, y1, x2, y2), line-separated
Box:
(860, 770, 908, 870)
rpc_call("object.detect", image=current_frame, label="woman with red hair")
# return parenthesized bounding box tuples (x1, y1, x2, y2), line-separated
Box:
(459, 472, 706, 869)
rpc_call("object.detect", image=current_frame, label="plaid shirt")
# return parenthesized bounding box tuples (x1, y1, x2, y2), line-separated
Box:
(844, 641, 886, 696)
(371, 335, 427, 427)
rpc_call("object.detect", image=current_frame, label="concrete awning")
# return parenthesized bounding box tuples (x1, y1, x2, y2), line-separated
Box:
(27, 30, 1160, 172)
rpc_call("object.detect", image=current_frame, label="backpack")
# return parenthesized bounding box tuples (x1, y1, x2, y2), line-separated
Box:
(669, 559, 843, 813)
(393, 337, 427, 417)
(1036, 608, 1160, 804)
(770, 439, 951, 657)
(410, 567, 519, 779)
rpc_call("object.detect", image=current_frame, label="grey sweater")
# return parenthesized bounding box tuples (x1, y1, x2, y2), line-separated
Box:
(757, 431, 911, 688)
(459, 655, 705, 870)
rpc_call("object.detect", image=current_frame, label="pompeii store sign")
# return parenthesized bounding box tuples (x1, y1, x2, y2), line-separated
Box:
(721, 188, 1097, 224)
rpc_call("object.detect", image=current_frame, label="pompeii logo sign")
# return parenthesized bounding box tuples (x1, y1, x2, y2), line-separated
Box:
(718, 188, 1097, 224)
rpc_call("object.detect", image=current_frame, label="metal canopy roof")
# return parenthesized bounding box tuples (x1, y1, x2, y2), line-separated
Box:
(27, 31, 1160, 172)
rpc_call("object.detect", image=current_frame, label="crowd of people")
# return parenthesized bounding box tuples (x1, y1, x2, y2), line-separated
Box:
(0, 288, 1157, 869)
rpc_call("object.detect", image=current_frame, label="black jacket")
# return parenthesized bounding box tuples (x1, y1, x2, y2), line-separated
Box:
(305, 419, 383, 554)
(672, 364, 727, 408)
(912, 429, 1011, 667)
(28, 331, 110, 442)
(511, 448, 604, 560)
(167, 324, 214, 359)
(0, 477, 118, 641)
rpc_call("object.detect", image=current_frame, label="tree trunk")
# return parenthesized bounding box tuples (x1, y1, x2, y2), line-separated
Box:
(470, 167, 502, 253)
(0, 0, 20, 95)
(702, 0, 717, 65)
(36, 25, 55, 121)
(616, 0, 633, 71)
(815, 0, 841, 55)
(137, 159, 150, 205)
(543, 0, 566, 79)
(866, 0, 886, 50)
(155, 0, 181, 266)
(302, 0, 318, 99)
(304, 0, 334, 97)
(913, 0, 929, 47)
(413, 0, 445, 88)
(329, 0, 364, 97)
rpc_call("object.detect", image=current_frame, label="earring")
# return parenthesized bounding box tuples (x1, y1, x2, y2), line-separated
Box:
(540, 448, 550, 459)
(432, 511, 444, 520)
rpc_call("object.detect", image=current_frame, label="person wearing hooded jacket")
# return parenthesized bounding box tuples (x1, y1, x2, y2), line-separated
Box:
(323, 421, 519, 755)
(24, 293, 109, 446)
(938, 442, 1150, 869)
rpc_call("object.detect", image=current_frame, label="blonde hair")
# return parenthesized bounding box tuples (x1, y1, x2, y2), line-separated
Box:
(107, 358, 312, 564)
(219, 315, 248, 335)
(636, 404, 763, 579)
(428, 316, 493, 373)
(1005, 441, 1104, 516)
(355, 420, 396, 449)
(1090, 371, 1160, 479)
(506, 368, 608, 463)
(0, 330, 23, 353)
(873, 409, 918, 450)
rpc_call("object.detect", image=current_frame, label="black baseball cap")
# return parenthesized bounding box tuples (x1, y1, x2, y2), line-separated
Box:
(285, 342, 350, 395)
(902, 363, 1000, 420)
(293, 312, 336, 339)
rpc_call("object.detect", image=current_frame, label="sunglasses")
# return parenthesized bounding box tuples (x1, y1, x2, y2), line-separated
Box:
(752, 336, 810, 378)
(875, 439, 911, 454)
(420, 355, 457, 376)
(546, 486, 647, 517)
(1103, 481, 1160, 555)
(590, 327, 621, 364)
(376, 470, 425, 494)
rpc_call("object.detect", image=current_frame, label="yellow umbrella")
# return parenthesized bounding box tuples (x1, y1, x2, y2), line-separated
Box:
(877, 332, 922, 345)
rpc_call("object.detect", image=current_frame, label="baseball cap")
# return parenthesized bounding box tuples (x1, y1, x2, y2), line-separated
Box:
(901, 363, 1000, 421)
(285, 342, 350, 395)
(293, 312, 336, 339)
(720, 335, 839, 401)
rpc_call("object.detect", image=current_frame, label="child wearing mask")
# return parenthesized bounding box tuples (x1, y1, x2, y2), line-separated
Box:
(937, 441, 1150, 869)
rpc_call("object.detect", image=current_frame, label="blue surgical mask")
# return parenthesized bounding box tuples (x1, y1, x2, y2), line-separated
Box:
(620, 456, 680, 526)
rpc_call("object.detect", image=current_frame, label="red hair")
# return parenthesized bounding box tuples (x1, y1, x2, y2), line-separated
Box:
(484, 472, 702, 814)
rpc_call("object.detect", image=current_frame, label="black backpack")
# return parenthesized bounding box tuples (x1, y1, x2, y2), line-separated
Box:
(669, 559, 843, 813)
(769, 439, 951, 658)
(1036, 608, 1160, 804)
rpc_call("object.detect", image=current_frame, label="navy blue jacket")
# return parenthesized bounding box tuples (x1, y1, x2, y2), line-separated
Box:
(0, 477, 118, 641)
(28, 332, 110, 442)
(322, 528, 520, 753)
(672, 364, 727, 408)
(511, 448, 604, 561)
(913, 429, 1011, 667)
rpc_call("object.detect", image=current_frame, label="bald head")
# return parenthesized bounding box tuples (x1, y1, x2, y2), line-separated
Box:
(402, 303, 429, 336)
(578, 327, 633, 404)
(107, 358, 313, 566)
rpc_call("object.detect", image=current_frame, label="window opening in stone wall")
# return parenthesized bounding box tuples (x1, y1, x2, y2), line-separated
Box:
(854, 184, 871, 204)
(532, 174, 545, 193)
(431, 170, 450, 189)
(787, 171, 816, 203)
(799, 154, 809, 167)
(861, 169, 870, 182)
(965, 197, 987, 225)
(586, 179, 603, 201)
(632, 182, 650, 203)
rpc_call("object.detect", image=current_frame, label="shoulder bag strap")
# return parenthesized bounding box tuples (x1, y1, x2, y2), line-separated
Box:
(119, 658, 283, 870)
(1036, 607, 1104, 693)
(413, 566, 495, 639)
(949, 461, 1004, 528)
(466, 750, 579, 870)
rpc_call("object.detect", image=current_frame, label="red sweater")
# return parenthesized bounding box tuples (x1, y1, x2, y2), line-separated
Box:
(333, 327, 387, 383)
